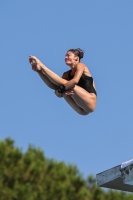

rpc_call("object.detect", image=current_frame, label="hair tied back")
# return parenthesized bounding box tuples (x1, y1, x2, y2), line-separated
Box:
(76, 48, 84, 60)
(77, 48, 83, 53)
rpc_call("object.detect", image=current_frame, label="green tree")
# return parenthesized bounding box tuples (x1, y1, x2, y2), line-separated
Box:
(1, 138, 133, 200)
(0, 138, 90, 200)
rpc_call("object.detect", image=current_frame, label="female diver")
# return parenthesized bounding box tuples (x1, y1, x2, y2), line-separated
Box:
(29, 48, 97, 115)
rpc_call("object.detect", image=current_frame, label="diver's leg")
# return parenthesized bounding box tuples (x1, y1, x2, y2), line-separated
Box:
(71, 85, 97, 113)
(38, 71, 59, 90)
(38, 68, 96, 113)
(39, 64, 68, 86)
(63, 95, 89, 115)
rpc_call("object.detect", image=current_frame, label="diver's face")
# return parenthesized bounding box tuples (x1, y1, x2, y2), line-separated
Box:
(65, 51, 77, 66)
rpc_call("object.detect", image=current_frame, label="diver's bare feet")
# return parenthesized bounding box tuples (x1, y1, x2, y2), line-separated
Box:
(29, 55, 42, 72)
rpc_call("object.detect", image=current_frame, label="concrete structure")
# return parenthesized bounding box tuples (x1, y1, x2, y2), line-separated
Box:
(96, 159, 133, 192)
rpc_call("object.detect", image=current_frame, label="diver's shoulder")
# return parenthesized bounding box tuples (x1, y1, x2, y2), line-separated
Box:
(77, 62, 87, 68)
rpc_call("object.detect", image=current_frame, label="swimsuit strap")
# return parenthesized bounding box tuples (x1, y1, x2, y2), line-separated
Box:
(68, 70, 74, 80)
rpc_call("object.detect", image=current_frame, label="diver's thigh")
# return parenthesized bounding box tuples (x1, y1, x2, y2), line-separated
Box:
(72, 86, 97, 112)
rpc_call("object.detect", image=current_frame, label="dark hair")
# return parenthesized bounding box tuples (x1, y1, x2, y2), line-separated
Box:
(68, 48, 84, 61)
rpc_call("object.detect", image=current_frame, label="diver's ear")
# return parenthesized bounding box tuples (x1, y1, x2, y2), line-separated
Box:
(75, 56, 79, 62)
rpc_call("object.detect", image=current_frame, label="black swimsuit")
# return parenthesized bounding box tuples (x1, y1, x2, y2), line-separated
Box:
(68, 70, 97, 96)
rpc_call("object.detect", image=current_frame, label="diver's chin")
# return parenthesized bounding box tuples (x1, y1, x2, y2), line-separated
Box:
(65, 61, 71, 66)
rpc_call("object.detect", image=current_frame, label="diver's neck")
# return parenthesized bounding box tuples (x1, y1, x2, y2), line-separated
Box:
(69, 63, 77, 71)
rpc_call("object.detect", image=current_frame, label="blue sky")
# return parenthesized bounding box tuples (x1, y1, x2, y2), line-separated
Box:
(0, 1, 133, 179)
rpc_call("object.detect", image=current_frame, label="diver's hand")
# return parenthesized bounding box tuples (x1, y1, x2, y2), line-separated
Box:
(55, 89, 75, 98)
(65, 89, 75, 95)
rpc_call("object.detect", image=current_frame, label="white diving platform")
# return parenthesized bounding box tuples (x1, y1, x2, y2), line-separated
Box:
(96, 159, 133, 192)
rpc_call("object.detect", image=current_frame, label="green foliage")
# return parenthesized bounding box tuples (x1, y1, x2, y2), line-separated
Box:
(0, 138, 133, 200)
(0, 138, 90, 200)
